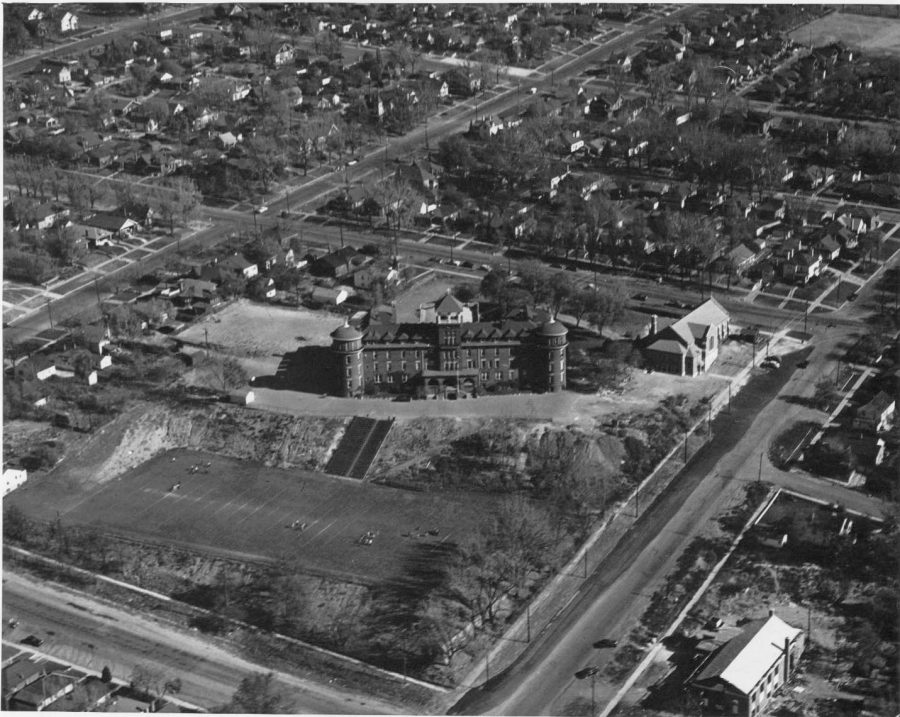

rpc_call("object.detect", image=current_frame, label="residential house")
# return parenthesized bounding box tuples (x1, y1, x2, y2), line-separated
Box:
(756, 197, 785, 222)
(558, 130, 585, 155)
(59, 11, 78, 33)
(216, 131, 239, 149)
(71, 223, 114, 247)
(272, 42, 294, 67)
(80, 324, 111, 355)
(837, 206, 883, 235)
(310, 246, 368, 279)
(717, 243, 758, 275)
(853, 392, 895, 433)
(444, 68, 481, 97)
(178, 278, 218, 302)
(345, 185, 367, 211)
(218, 254, 259, 280)
(82, 213, 139, 239)
(396, 159, 440, 193)
(29, 203, 69, 230)
(40, 60, 73, 85)
(687, 613, 804, 717)
(642, 298, 731, 376)
(781, 250, 822, 284)
(354, 265, 400, 291)
(311, 286, 349, 305)
(814, 234, 841, 261)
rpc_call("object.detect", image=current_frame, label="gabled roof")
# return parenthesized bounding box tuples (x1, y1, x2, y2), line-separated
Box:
(693, 615, 801, 695)
(82, 213, 137, 232)
(435, 292, 465, 315)
(683, 297, 729, 328)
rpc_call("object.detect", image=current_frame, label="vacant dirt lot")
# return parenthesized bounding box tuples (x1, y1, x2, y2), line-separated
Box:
(176, 300, 340, 377)
(790, 12, 900, 54)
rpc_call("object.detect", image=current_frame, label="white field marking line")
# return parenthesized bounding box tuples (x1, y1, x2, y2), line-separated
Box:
(309, 519, 339, 540)
(234, 483, 295, 525)
(208, 477, 268, 517)
(132, 480, 221, 519)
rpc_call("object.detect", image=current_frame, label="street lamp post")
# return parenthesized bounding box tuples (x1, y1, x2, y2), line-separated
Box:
(575, 666, 600, 717)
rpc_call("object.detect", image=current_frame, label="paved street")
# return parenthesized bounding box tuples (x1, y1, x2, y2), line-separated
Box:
(448, 310, 887, 716)
(1, 571, 400, 714)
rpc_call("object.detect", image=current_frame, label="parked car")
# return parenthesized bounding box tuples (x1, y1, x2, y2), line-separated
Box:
(20, 635, 43, 647)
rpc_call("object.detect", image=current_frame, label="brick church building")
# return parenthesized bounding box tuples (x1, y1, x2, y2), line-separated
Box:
(330, 291, 567, 398)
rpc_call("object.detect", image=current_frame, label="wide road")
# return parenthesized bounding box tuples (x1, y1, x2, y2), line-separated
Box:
(1, 570, 399, 714)
(5, 7, 698, 345)
(3, 6, 207, 78)
(449, 244, 896, 716)
(275, 7, 699, 214)
(449, 310, 885, 716)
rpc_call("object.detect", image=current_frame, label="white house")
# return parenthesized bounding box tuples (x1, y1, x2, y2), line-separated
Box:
(311, 286, 348, 305)
(59, 11, 78, 32)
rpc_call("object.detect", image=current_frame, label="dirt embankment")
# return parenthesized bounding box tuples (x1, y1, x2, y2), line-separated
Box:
(62, 402, 347, 486)
(371, 417, 627, 492)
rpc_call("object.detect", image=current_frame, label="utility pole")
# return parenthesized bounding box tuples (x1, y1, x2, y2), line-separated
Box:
(708, 402, 712, 436)
(757, 451, 763, 483)
(526, 604, 531, 642)
(93, 279, 103, 313)
(46, 299, 54, 329)
(684, 431, 689, 463)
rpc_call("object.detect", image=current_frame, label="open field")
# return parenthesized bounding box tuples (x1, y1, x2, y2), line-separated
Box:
(790, 12, 900, 54)
(176, 300, 340, 377)
(11, 448, 494, 585)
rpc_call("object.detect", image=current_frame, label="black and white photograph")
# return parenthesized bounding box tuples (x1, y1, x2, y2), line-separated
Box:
(2, 2, 899, 715)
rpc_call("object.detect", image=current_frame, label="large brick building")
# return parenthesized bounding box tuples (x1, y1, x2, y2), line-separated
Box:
(330, 292, 567, 398)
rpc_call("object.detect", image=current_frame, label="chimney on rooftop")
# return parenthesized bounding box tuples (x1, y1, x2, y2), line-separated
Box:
(784, 636, 791, 683)
(651, 314, 658, 335)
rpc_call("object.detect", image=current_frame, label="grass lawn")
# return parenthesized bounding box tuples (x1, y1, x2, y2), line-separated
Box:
(766, 283, 793, 297)
(754, 294, 784, 309)
(13, 448, 495, 585)
(425, 235, 464, 248)
(820, 280, 858, 308)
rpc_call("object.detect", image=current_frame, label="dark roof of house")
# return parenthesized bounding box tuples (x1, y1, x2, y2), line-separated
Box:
(861, 391, 895, 414)
(313, 245, 358, 271)
(82, 213, 135, 232)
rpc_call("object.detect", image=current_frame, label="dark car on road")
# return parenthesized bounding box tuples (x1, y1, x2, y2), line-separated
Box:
(20, 635, 43, 647)
(593, 638, 618, 648)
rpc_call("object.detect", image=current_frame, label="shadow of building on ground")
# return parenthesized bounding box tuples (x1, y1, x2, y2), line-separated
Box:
(251, 346, 334, 394)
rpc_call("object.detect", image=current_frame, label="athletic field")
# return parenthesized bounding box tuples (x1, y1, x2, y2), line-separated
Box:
(13, 448, 493, 584)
